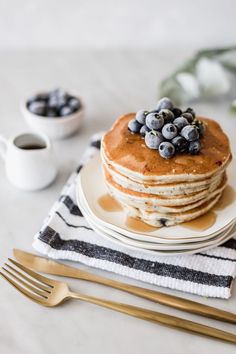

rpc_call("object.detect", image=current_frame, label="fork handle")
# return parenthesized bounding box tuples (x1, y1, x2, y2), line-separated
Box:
(69, 292, 236, 344)
(64, 268, 236, 324)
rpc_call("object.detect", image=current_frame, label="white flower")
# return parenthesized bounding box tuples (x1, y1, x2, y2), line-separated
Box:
(196, 58, 230, 96)
(176, 72, 200, 100)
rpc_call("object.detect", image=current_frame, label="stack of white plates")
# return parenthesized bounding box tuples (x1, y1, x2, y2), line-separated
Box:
(76, 153, 236, 256)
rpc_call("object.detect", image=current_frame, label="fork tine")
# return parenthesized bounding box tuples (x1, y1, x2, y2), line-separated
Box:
(5, 264, 51, 293)
(0, 271, 47, 305)
(2, 267, 48, 298)
(8, 258, 54, 287)
(3, 266, 49, 298)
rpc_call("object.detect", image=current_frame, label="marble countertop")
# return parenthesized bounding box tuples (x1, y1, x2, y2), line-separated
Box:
(0, 50, 235, 354)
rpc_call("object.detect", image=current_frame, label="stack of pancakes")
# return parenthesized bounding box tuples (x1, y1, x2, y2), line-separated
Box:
(101, 114, 231, 227)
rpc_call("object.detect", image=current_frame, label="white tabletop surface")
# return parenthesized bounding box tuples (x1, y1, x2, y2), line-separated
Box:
(0, 50, 235, 354)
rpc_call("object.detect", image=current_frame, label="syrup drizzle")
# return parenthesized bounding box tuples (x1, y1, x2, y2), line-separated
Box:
(125, 216, 157, 233)
(182, 211, 217, 231)
(98, 194, 122, 212)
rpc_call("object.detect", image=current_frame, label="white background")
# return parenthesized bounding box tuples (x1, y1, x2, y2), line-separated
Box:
(0, 2, 236, 354)
(0, 0, 235, 50)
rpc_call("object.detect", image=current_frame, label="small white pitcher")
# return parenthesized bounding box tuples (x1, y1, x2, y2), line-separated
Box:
(0, 132, 58, 191)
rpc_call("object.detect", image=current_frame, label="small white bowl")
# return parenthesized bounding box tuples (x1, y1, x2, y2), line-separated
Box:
(21, 91, 84, 140)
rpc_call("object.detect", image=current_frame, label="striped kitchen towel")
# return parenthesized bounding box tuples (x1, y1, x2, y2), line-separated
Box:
(33, 133, 236, 299)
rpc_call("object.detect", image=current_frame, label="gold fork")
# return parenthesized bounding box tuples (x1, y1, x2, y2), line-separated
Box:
(1, 258, 236, 345)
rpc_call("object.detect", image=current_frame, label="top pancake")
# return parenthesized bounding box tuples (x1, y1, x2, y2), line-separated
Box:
(102, 113, 231, 182)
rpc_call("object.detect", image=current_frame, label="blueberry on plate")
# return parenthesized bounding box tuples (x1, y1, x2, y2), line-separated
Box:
(185, 107, 196, 118)
(159, 109, 175, 124)
(172, 107, 182, 118)
(156, 97, 174, 111)
(136, 110, 148, 125)
(140, 125, 150, 136)
(145, 131, 164, 149)
(171, 136, 188, 152)
(60, 106, 73, 117)
(162, 123, 178, 140)
(28, 101, 46, 116)
(182, 112, 194, 123)
(181, 125, 199, 142)
(146, 112, 164, 130)
(189, 140, 201, 155)
(68, 97, 81, 112)
(159, 141, 175, 159)
(128, 119, 142, 133)
(173, 117, 188, 130)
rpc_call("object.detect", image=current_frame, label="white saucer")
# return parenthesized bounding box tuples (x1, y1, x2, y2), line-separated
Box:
(76, 152, 236, 244)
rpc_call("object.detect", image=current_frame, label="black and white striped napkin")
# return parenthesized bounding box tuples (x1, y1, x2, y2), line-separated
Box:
(33, 133, 236, 299)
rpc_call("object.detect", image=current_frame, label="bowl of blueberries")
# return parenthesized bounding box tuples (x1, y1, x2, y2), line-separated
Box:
(21, 88, 84, 140)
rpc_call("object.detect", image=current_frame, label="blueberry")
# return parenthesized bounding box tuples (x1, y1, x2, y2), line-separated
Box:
(162, 123, 178, 140)
(185, 107, 196, 118)
(27, 96, 38, 106)
(148, 109, 159, 114)
(28, 93, 49, 104)
(159, 109, 175, 124)
(159, 142, 175, 159)
(189, 140, 201, 155)
(68, 97, 81, 112)
(181, 125, 199, 142)
(140, 125, 150, 137)
(36, 93, 49, 101)
(128, 119, 142, 133)
(171, 136, 188, 152)
(173, 117, 189, 130)
(28, 101, 46, 116)
(193, 120, 205, 136)
(156, 97, 174, 111)
(182, 112, 194, 123)
(50, 88, 68, 99)
(145, 131, 164, 149)
(146, 112, 164, 130)
(60, 106, 73, 116)
(46, 108, 58, 117)
(172, 107, 182, 118)
(136, 110, 148, 125)
(57, 97, 68, 108)
(48, 95, 58, 108)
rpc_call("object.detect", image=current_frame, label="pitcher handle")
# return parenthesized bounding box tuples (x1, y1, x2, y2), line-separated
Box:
(0, 135, 8, 160)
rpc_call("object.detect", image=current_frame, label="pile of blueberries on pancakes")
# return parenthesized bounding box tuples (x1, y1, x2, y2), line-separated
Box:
(128, 97, 205, 159)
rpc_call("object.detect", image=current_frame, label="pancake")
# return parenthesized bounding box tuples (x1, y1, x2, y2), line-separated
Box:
(102, 156, 224, 196)
(105, 170, 227, 213)
(122, 193, 222, 227)
(101, 113, 231, 227)
(102, 114, 231, 183)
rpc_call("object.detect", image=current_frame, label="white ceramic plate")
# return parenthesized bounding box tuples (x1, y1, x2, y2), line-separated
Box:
(77, 186, 236, 252)
(76, 152, 236, 243)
